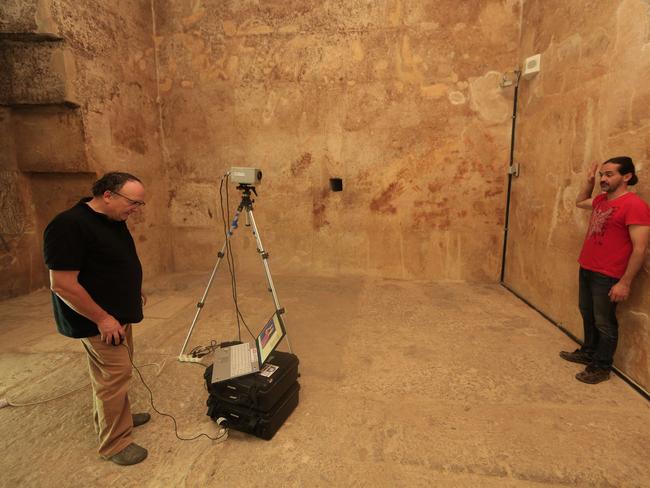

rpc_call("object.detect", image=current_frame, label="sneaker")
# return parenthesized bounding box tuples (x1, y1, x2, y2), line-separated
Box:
(576, 367, 610, 384)
(132, 412, 151, 427)
(108, 443, 148, 466)
(559, 349, 592, 365)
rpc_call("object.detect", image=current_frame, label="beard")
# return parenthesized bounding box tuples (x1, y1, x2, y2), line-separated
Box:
(601, 182, 619, 193)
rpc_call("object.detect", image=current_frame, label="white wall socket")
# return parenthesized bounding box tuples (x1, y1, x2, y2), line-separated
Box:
(523, 54, 541, 80)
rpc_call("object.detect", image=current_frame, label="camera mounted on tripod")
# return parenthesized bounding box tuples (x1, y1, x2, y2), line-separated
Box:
(230, 167, 262, 207)
(178, 165, 293, 362)
(230, 167, 262, 186)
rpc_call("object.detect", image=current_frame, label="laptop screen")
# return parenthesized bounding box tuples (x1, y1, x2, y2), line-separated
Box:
(256, 313, 286, 364)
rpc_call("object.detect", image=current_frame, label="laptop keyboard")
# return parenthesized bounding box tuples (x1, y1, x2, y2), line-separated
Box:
(230, 344, 253, 376)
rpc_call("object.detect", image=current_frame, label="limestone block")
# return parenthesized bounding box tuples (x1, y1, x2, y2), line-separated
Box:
(28, 172, 96, 227)
(630, 89, 650, 128)
(0, 171, 42, 298)
(0, 108, 17, 171)
(159, 23, 507, 89)
(0, 40, 78, 105)
(580, 28, 610, 67)
(0, 171, 29, 236)
(0, 231, 43, 299)
(366, 220, 405, 278)
(0, 0, 58, 37)
(170, 182, 219, 228)
(171, 227, 233, 272)
(0, 0, 39, 33)
(11, 105, 87, 173)
(155, 0, 394, 37)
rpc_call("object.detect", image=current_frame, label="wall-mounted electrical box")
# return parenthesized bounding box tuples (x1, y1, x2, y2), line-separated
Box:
(523, 54, 541, 80)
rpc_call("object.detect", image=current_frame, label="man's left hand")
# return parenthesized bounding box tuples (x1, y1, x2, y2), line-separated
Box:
(609, 282, 631, 302)
(141, 293, 147, 306)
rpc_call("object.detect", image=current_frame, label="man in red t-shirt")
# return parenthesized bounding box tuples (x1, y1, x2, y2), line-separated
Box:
(560, 156, 650, 384)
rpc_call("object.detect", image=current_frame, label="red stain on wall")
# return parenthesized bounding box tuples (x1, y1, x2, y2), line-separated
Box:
(167, 189, 177, 208)
(312, 202, 329, 229)
(312, 187, 330, 230)
(370, 182, 403, 214)
(412, 195, 452, 230)
(413, 208, 451, 230)
(291, 152, 312, 176)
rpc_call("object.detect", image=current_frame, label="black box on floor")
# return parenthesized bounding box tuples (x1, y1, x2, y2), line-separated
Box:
(204, 351, 299, 411)
(206, 381, 300, 440)
(204, 351, 300, 440)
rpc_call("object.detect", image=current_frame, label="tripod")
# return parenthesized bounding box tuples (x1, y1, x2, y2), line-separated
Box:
(178, 184, 292, 362)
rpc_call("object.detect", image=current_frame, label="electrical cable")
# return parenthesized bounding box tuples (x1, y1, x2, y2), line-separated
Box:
(2, 346, 230, 441)
(224, 177, 245, 338)
(499, 69, 522, 283)
(189, 340, 221, 359)
(0, 383, 89, 408)
(123, 343, 228, 442)
(228, 183, 257, 339)
(219, 175, 241, 340)
(218, 174, 255, 341)
(219, 176, 241, 340)
(0, 356, 173, 408)
(224, 177, 243, 339)
(137, 356, 172, 376)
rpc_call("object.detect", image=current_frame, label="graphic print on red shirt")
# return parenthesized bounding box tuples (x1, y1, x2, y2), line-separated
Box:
(585, 206, 615, 245)
(578, 192, 650, 279)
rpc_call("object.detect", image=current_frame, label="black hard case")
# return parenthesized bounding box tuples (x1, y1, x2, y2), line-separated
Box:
(206, 381, 300, 440)
(204, 351, 299, 412)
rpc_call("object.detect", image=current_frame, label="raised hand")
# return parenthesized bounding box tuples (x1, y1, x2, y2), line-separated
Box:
(587, 162, 599, 184)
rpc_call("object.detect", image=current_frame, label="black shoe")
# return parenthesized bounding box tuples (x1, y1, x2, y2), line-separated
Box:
(108, 443, 148, 465)
(576, 367, 610, 384)
(559, 349, 592, 365)
(132, 412, 151, 427)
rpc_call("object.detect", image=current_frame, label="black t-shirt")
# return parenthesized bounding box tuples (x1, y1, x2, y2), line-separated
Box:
(43, 198, 143, 338)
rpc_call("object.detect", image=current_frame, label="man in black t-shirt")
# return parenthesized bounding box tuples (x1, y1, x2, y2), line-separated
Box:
(44, 172, 150, 466)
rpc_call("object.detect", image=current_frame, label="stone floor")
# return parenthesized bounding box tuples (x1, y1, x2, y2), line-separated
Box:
(1, 271, 649, 487)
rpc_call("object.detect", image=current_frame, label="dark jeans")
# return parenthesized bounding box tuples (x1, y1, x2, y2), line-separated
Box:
(578, 268, 619, 370)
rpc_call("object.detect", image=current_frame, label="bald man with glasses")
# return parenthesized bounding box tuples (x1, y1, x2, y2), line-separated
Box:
(44, 172, 150, 465)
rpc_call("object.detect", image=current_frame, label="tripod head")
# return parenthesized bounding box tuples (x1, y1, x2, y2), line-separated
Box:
(236, 184, 257, 211)
(236, 184, 257, 196)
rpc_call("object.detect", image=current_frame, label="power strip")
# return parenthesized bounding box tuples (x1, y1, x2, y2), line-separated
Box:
(177, 354, 204, 363)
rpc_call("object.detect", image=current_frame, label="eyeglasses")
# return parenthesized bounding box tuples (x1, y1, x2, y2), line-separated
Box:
(112, 191, 146, 207)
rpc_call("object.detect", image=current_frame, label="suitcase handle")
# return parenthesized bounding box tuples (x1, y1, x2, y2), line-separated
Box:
(216, 385, 260, 407)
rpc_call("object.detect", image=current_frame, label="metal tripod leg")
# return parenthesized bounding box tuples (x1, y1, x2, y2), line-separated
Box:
(246, 207, 293, 353)
(178, 210, 242, 361)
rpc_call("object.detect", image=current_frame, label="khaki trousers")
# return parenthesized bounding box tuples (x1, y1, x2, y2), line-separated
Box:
(81, 324, 134, 458)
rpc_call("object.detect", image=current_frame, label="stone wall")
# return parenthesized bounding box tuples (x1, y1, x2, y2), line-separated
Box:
(3, 0, 648, 391)
(0, 0, 172, 298)
(155, 0, 521, 281)
(505, 0, 650, 387)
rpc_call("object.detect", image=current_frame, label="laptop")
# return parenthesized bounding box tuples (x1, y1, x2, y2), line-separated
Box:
(210, 312, 286, 383)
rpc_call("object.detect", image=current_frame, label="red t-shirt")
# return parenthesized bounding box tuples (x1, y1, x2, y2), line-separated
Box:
(578, 192, 650, 278)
